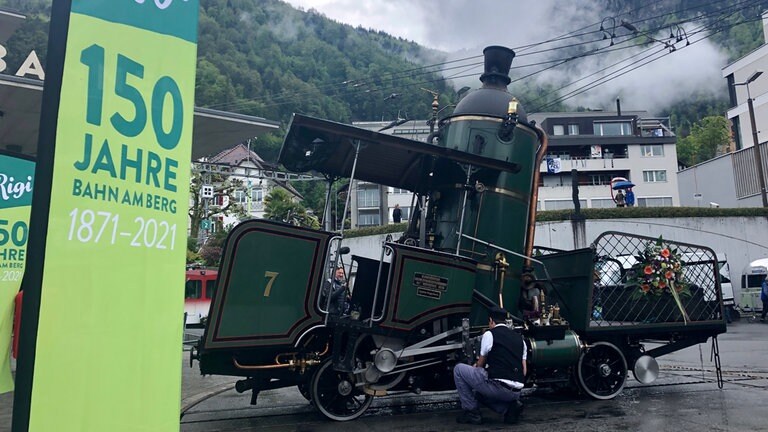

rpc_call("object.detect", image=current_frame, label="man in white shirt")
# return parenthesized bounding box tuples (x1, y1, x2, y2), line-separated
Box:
(454, 306, 527, 425)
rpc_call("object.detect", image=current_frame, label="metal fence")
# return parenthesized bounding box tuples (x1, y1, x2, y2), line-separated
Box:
(589, 232, 723, 327)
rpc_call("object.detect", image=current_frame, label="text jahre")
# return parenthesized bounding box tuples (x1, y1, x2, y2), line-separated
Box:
(74, 134, 178, 192)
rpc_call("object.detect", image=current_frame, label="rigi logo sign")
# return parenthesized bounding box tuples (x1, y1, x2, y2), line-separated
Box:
(0, 174, 32, 202)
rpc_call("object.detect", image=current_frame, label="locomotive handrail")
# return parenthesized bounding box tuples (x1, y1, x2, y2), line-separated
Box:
(458, 232, 554, 282)
(370, 243, 395, 325)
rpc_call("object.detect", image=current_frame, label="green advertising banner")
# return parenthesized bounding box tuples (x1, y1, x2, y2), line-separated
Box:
(0, 153, 34, 394)
(14, 1, 199, 430)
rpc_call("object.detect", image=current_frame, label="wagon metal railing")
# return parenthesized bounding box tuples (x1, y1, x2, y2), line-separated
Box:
(589, 232, 724, 328)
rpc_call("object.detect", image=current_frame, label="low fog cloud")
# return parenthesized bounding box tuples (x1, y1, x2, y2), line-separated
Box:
(285, 0, 730, 113)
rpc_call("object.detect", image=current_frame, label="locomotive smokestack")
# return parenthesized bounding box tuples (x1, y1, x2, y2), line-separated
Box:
(480, 46, 515, 89)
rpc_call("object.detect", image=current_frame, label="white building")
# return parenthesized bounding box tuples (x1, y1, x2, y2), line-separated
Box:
(677, 12, 768, 208)
(350, 121, 431, 227)
(199, 143, 302, 230)
(349, 110, 679, 227)
(723, 12, 768, 151)
(529, 111, 680, 209)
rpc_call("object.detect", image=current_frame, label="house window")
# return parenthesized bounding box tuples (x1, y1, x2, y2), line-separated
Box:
(552, 125, 565, 136)
(358, 211, 380, 226)
(589, 174, 612, 185)
(251, 189, 264, 202)
(590, 198, 617, 208)
(568, 124, 579, 135)
(544, 199, 587, 210)
(637, 197, 673, 207)
(357, 188, 380, 207)
(643, 170, 667, 183)
(640, 144, 664, 157)
(594, 121, 632, 136)
(391, 188, 409, 194)
(233, 190, 247, 204)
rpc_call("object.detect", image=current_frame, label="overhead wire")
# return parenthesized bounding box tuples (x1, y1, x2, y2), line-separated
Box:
(532, 12, 766, 111)
(203, 0, 679, 111)
(210, 0, 764, 114)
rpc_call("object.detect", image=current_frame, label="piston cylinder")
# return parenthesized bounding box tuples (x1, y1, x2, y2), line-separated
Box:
(527, 330, 582, 368)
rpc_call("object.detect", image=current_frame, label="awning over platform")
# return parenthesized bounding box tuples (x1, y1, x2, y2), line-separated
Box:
(279, 114, 520, 192)
(0, 74, 281, 159)
(0, 7, 25, 43)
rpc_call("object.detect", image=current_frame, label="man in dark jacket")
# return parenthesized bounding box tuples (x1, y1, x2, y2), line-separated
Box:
(322, 266, 349, 316)
(392, 204, 402, 223)
(454, 306, 526, 425)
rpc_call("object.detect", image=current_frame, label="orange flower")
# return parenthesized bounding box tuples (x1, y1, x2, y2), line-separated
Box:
(641, 284, 651, 293)
(644, 265, 653, 275)
(660, 249, 670, 258)
(658, 280, 667, 289)
(664, 270, 674, 279)
(675, 284, 684, 293)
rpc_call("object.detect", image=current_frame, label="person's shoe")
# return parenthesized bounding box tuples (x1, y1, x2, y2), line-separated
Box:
(503, 400, 524, 424)
(456, 409, 483, 425)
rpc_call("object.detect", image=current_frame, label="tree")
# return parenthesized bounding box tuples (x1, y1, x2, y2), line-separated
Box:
(675, 116, 731, 167)
(264, 188, 319, 229)
(188, 172, 248, 240)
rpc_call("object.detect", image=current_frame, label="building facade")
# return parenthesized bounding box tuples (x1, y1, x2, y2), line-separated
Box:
(677, 12, 768, 208)
(350, 111, 679, 228)
(195, 143, 302, 231)
(350, 121, 431, 227)
(529, 110, 679, 209)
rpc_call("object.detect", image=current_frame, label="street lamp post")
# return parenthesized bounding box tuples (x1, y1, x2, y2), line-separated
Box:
(734, 70, 768, 207)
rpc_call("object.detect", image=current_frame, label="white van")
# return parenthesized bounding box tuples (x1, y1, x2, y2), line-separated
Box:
(740, 258, 767, 312)
(680, 251, 734, 309)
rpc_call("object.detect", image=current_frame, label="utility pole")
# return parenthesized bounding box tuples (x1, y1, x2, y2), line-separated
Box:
(747, 96, 768, 207)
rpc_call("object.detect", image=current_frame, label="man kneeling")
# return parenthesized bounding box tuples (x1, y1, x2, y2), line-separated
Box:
(454, 306, 526, 425)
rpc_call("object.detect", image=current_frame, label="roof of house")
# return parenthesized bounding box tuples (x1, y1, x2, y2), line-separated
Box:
(208, 143, 302, 199)
(209, 143, 271, 168)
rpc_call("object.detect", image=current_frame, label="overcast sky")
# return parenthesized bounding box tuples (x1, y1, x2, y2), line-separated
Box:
(283, 0, 731, 113)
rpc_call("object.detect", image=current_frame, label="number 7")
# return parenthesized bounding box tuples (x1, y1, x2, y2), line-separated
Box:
(263, 271, 279, 297)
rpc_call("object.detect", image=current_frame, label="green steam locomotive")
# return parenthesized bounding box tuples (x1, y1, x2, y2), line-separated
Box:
(191, 46, 726, 421)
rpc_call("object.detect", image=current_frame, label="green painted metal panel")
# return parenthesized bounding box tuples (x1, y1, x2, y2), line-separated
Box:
(204, 220, 332, 349)
(382, 245, 476, 330)
(534, 248, 595, 332)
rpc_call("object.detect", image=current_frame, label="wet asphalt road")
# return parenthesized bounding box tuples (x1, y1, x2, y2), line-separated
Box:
(180, 322, 768, 432)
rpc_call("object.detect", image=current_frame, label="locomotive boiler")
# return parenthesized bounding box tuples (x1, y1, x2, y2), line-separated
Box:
(191, 46, 727, 421)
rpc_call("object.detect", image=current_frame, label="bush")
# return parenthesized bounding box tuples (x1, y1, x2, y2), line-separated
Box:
(343, 223, 408, 239)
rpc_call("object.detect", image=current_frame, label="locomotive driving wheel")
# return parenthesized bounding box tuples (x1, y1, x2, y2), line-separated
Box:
(310, 359, 373, 421)
(576, 341, 627, 400)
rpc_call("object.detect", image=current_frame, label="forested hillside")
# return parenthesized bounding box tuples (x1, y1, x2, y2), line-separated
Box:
(1, 0, 766, 165)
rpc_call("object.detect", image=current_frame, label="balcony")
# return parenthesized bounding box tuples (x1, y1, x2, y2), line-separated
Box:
(540, 155, 632, 172)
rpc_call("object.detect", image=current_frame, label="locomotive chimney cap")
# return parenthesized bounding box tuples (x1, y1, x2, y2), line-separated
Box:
(480, 45, 516, 87)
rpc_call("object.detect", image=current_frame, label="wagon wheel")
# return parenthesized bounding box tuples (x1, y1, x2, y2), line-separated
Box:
(576, 341, 627, 400)
(310, 358, 373, 421)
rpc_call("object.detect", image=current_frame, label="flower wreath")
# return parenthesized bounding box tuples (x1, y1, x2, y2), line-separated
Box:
(632, 236, 691, 322)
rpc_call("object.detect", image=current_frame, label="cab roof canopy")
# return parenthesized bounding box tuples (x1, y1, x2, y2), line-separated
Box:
(279, 114, 520, 193)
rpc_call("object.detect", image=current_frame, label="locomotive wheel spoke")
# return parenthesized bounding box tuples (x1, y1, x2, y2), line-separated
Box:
(577, 342, 627, 400)
(310, 359, 373, 421)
